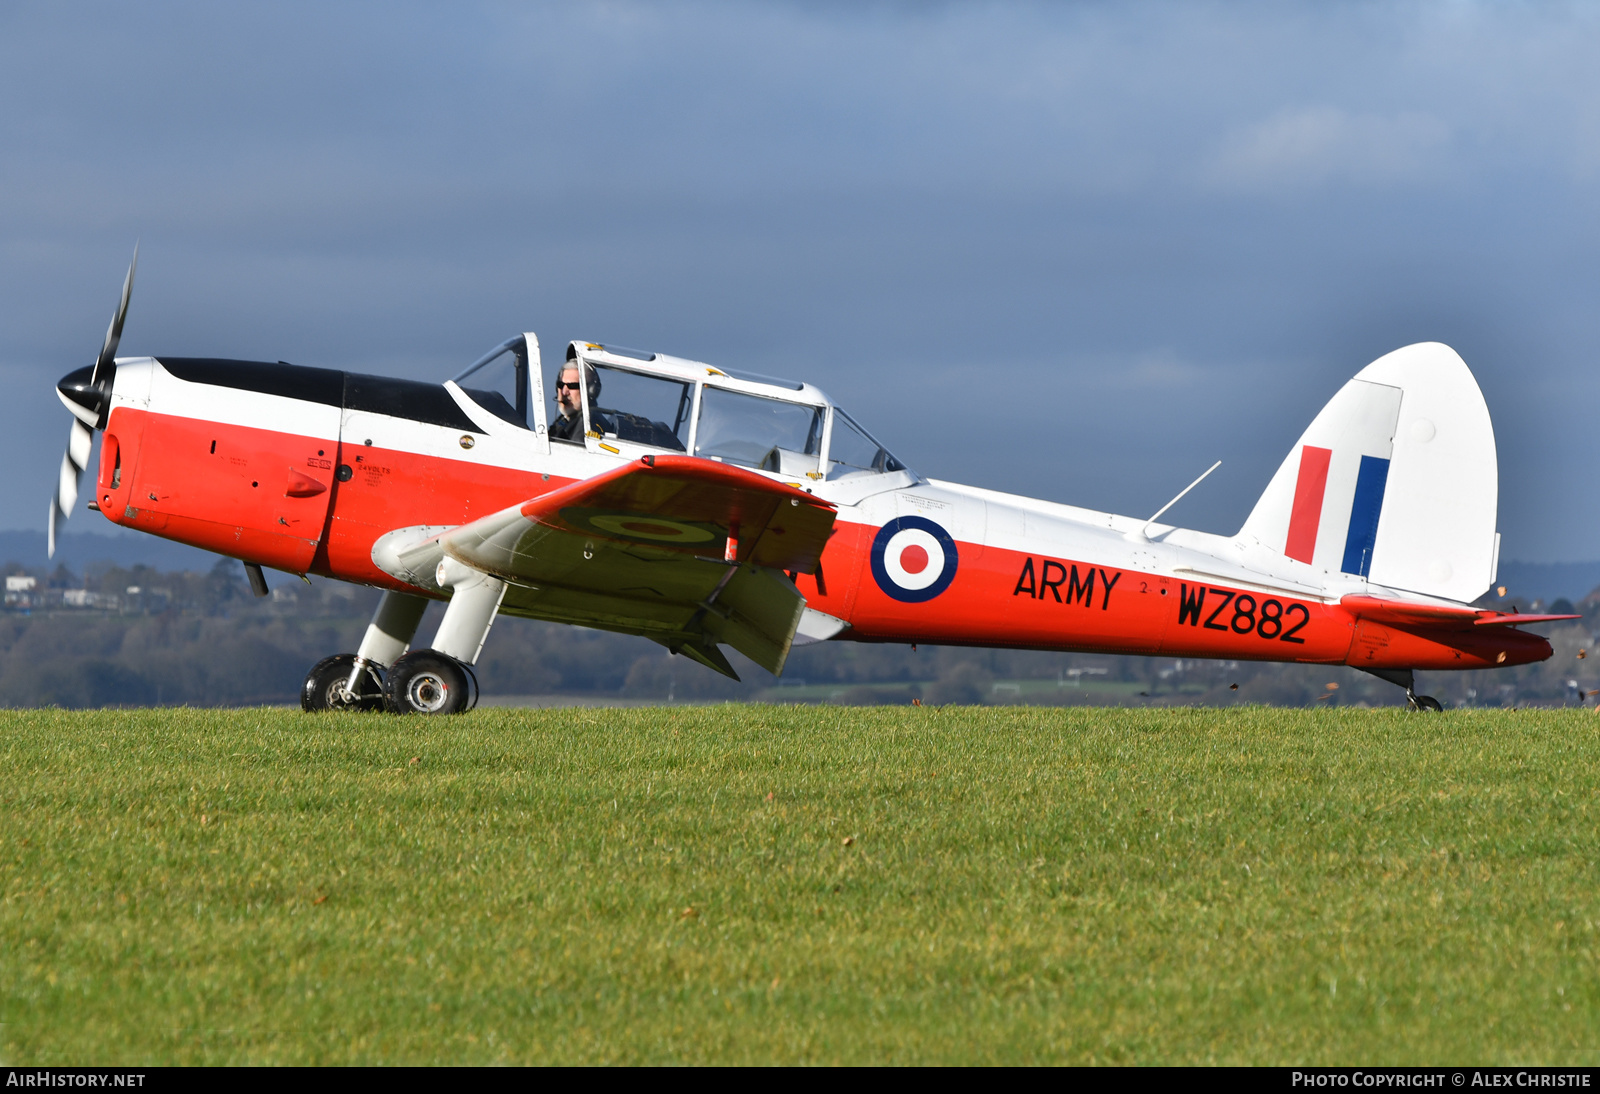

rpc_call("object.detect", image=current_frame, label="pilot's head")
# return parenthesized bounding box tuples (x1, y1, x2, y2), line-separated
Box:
(556, 365, 582, 418)
(556, 364, 596, 416)
(556, 360, 602, 419)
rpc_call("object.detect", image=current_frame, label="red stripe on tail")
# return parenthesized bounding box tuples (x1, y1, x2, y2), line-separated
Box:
(1285, 445, 1332, 564)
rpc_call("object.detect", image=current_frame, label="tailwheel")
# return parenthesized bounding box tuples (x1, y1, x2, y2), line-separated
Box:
(1362, 669, 1444, 712)
(301, 653, 385, 712)
(384, 649, 473, 715)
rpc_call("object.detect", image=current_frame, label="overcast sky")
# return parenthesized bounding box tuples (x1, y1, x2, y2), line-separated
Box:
(4, 2, 1599, 561)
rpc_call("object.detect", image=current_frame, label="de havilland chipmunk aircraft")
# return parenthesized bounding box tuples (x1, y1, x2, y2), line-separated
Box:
(47, 255, 1575, 713)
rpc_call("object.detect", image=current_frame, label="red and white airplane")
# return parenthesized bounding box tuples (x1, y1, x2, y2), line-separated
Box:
(49, 255, 1573, 713)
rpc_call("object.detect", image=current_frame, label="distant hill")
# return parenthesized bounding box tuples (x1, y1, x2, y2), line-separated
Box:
(5, 526, 1599, 606)
(0, 529, 221, 577)
(1493, 561, 1600, 605)
(0, 527, 1594, 710)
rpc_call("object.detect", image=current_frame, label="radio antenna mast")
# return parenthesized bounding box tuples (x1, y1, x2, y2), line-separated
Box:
(1137, 460, 1221, 540)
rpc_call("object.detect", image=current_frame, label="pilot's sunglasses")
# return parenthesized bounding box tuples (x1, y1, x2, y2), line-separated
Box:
(555, 381, 581, 391)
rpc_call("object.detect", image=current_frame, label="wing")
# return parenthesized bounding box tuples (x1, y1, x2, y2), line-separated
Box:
(1341, 594, 1579, 630)
(377, 455, 838, 678)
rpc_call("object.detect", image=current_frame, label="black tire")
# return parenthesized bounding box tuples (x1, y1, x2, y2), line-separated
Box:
(384, 649, 471, 715)
(1414, 694, 1444, 712)
(302, 654, 385, 713)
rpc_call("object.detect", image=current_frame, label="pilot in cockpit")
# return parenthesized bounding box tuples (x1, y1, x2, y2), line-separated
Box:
(549, 362, 610, 443)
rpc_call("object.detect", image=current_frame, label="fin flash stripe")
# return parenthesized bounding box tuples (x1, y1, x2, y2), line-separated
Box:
(1285, 445, 1332, 564)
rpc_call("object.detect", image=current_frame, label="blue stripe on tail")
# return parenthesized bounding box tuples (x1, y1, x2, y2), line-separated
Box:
(1341, 455, 1390, 578)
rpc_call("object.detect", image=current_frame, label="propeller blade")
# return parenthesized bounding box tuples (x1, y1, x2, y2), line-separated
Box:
(49, 419, 94, 559)
(67, 417, 92, 477)
(52, 251, 134, 559)
(90, 244, 137, 387)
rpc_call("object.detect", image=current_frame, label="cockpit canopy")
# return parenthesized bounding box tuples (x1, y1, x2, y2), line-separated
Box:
(451, 335, 532, 428)
(452, 337, 906, 481)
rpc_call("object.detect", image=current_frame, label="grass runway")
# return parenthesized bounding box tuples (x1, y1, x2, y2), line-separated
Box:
(2, 704, 1599, 1064)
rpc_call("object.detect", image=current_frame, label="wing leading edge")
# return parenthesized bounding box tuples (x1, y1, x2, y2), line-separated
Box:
(378, 456, 838, 679)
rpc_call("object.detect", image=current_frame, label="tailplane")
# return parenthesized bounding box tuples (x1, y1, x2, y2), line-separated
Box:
(1238, 342, 1498, 603)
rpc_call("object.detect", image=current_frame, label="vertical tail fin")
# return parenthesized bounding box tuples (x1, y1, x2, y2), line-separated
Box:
(1239, 342, 1498, 603)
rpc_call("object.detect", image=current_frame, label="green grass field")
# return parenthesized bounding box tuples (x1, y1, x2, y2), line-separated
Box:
(3, 705, 1599, 1064)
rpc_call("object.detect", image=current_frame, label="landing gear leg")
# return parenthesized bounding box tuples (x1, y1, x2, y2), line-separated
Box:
(348, 591, 430, 699)
(384, 560, 504, 715)
(1362, 667, 1443, 712)
(300, 590, 428, 713)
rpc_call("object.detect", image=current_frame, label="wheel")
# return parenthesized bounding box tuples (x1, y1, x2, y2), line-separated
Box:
(384, 649, 471, 715)
(1409, 694, 1444, 712)
(301, 654, 385, 712)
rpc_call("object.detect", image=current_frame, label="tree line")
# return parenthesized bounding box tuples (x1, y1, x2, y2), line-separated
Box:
(1, 556, 1594, 709)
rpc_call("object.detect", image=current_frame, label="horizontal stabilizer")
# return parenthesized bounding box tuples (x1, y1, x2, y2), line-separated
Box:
(1472, 613, 1581, 628)
(1341, 594, 1579, 631)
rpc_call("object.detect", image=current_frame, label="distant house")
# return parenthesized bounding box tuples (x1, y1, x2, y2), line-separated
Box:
(3, 574, 37, 609)
(62, 589, 117, 610)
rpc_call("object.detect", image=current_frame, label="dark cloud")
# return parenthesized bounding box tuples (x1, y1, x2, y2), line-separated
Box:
(5, 2, 1599, 559)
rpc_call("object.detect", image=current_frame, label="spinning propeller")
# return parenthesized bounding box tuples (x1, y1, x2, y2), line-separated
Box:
(50, 246, 137, 558)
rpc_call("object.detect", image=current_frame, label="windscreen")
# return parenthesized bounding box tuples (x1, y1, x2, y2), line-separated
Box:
(828, 410, 905, 477)
(459, 348, 527, 427)
(694, 386, 824, 471)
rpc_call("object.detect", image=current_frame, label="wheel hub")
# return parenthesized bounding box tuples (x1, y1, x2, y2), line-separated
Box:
(406, 672, 451, 713)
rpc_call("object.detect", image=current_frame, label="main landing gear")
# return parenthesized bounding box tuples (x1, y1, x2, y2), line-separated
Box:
(301, 562, 506, 715)
(384, 650, 478, 715)
(302, 653, 385, 712)
(1363, 668, 1443, 712)
(300, 649, 481, 714)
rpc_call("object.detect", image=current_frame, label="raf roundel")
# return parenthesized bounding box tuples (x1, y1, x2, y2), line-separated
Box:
(560, 507, 720, 546)
(870, 516, 959, 603)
